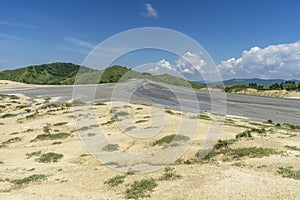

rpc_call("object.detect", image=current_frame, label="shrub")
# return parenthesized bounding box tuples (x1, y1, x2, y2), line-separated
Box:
(214, 139, 236, 149)
(2, 113, 17, 118)
(153, 134, 189, 146)
(159, 167, 182, 181)
(10, 174, 47, 185)
(135, 120, 148, 124)
(104, 175, 126, 187)
(52, 141, 62, 145)
(31, 132, 70, 142)
(285, 145, 300, 152)
(16, 104, 30, 109)
(95, 102, 106, 106)
(37, 152, 63, 163)
(278, 167, 300, 180)
(102, 144, 119, 152)
(235, 130, 252, 139)
(125, 178, 157, 199)
(0, 137, 21, 147)
(53, 122, 68, 126)
(165, 110, 175, 115)
(229, 147, 279, 158)
(26, 151, 42, 159)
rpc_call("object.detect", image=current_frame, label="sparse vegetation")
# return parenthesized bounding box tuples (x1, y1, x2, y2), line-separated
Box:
(102, 144, 119, 152)
(278, 167, 300, 180)
(37, 152, 63, 163)
(135, 120, 148, 124)
(10, 174, 47, 185)
(52, 141, 62, 145)
(165, 109, 175, 115)
(2, 113, 17, 118)
(0, 137, 22, 147)
(53, 122, 68, 126)
(285, 145, 300, 151)
(16, 104, 30, 109)
(95, 102, 106, 106)
(159, 167, 182, 181)
(202, 138, 280, 160)
(31, 132, 70, 142)
(26, 151, 42, 159)
(153, 134, 190, 146)
(104, 175, 126, 187)
(125, 178, 157, 199)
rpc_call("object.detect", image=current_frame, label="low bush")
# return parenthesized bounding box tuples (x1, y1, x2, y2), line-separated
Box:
(104, 175, 126, 187)
(125, 178, 157, 199)
(153, 134, 189, 146)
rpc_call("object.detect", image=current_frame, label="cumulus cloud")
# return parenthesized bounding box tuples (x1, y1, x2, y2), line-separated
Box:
(142, 3, 158, 18)
(176, 52, 206, 73)
(153, 52, 207, 80)
(218, 41, 300, 79)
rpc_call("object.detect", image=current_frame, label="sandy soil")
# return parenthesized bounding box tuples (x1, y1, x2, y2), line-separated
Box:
(234, 88, 300, 99)
(0, 82, 299, 200)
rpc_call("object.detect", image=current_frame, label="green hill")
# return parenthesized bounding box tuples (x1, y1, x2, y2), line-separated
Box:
(0, 62, 205, 89)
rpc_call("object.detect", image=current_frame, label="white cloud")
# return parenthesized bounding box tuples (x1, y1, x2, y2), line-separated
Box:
(176, 52, 206, 73)
(218, 41, 300, 79)
(65, 37, 95, 49)
(142, 3, 158, 18)
(155, 52, 207, 78)
(157, 59, 175, 71)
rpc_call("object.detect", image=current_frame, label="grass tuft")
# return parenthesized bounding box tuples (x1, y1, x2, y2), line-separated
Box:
(37, 152, 63, 163)
(125, 178, 157, 199)
(153, 134, 189, 146)
(104, 175, 126, 187)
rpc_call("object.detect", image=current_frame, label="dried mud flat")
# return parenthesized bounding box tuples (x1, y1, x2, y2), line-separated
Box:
(0, 83, 300, 200)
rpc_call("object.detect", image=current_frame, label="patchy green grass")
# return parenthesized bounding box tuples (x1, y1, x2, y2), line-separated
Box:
(10, 174, 47, 185)
(190, 114, 211, 120)
(53, 122, 68, 126)
(102, 144, 119, 152)
(202, 139, 280, 160)
(125, 178, 157, 199)
(114, 111, 129, 117)
(135, 120, 148, 124)
(235, 130, 252, 139)
(94, 102, 106, 106)
(104, 175, 126, 187)
(277, 167, 300, 180)
(0, 137, 22, 147)
(125, 126, 136, 132)
(26, 151, 42, 159)
(285, 145, 300, 152)
(37, 152, 63, 163)
(2, 113, 17, 118)
(214, 139, 236, 149)
(228, 147, 280, 158)
(153, 134, 190, 146)
(165, 110, 175, 115)
(101, 119, 115, 126)
(52, 141, 62, 145)
(78, 126, 91, 131)
(159, 167, 182, 181)
(31, 132, 70, 142)
(0, 94, 20, 100)
(16, 104, 30, 109)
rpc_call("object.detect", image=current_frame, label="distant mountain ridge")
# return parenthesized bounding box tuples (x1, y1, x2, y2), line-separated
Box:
(198, 78, 300, 87)
(0, 62, 205, 89)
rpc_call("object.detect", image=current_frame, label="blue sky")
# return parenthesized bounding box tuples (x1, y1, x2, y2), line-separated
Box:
(1, 0, 300, 79)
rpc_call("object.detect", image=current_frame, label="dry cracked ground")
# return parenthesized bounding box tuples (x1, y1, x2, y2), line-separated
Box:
(0, 86, 300, 199)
